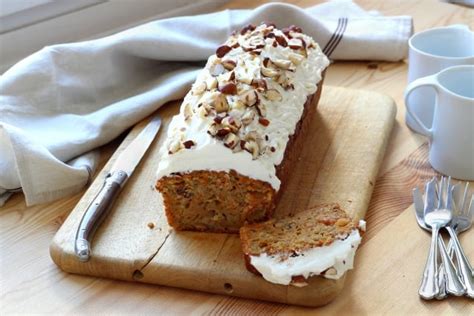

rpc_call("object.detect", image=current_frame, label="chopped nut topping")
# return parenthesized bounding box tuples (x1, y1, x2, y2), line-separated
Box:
(241, 108, 256, 125)
(227, 71, 236, 81)
(240, 24, 256, 35)
(221, 115, 241, 132)
(261, 66, 279, 78)
(243, 140, 259, 159)
(251, 78, 268, 92)
(291, 276, 309, 288)
(265, 89, 282, 101)
(248, 37, 265, 48)
(244, 131, 259, 141)
(263, 57, 270, 68)
(206, 77, 218, 90)
(216, 127, 231, 137)
(218, 83, 237, 95)
(223, 133, 239, 149)
(264, 32, 276, 39)
(236, 72, 253, 85)
(216, 45, 232, 58)
(192, 82, 206, 95)
(325, 268, 337, 276)
(297, 47, 308, 58)
(168, 140, 181, 154)
(240, 90, 258, 106)
(275, 74, 285, 85)
(288, 52, 304, 65)
(258, 118, 270, 126)
(222, 59, 236, 70)
(262, 21, 276, 28)
(207, 123, 219, 136)
(272, 59, 292, 70)
(288, 38, 303, 50)
(182, 140, 195, 149)
(198, 103, 214, 118)
(209, 63, 225, 77)
(176, 24, 319, 161)
(233, 99, 246, 111)
(226, 36, 239, 48)
(212, 93, 229, 113)
(275, 35, 288, 47)
(256, 102, 266, 117)
(282, 25, 303, 38)
(213, 114, 224, 124)
(248, 49, 262, 56)
(183, 103, 193, 121)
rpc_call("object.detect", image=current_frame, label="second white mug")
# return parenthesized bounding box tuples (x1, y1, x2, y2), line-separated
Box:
(406, 25, 474, 134)
(405, 65, 474, 180)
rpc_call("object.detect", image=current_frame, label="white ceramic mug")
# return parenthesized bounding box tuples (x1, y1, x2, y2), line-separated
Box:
(405, 65, 474, 180)
(406, 25, 474, 134)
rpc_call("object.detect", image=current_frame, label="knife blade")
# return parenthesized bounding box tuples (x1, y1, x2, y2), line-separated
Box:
(74, 114, 162, 262)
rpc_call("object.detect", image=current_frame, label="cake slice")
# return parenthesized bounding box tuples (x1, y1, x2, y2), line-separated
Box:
(156, 23, 329, 233)
(239, 203, 365, 287)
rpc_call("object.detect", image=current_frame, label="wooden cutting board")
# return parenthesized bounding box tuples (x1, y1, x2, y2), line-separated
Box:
(50, 86, 396, 307)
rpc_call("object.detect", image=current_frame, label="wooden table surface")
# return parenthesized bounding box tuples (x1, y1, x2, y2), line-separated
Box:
(1, 0, 473, 314)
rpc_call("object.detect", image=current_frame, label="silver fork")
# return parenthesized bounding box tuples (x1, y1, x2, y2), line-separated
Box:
(444, 183, 474, 298)
(418, 177, 465, 299)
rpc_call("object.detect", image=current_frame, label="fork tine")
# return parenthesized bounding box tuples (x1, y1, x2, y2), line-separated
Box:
(425, 178, 437, 215)
(468, 195, 474, 221)
(460, 182, 469, 215)
(446, 181, 454, 212)
(438, 176, 446, 209)
(452, 183, 462, 213)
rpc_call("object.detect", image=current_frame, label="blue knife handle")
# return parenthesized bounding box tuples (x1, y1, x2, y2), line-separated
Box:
(74, 170, 128, 262)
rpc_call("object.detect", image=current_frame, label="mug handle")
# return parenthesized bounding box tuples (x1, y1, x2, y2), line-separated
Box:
(404, 76, 439, 139)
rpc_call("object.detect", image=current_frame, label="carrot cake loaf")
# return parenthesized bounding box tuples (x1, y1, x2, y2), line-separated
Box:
(240, 203, 366, 286)
(156, 23, 330, 233)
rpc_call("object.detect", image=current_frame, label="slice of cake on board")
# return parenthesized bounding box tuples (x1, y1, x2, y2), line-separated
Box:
(240, 203, 366, 287)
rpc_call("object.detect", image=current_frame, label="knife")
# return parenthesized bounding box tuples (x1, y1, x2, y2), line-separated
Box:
(74, 114, 162, 262)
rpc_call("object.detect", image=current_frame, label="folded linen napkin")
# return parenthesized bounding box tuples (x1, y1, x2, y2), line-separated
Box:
(0, 1, 413, 206)
(447, 0, 474, 7)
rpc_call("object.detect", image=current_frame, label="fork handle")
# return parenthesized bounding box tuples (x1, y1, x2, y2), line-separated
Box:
(435, 239, 456, 300)
(446, 226, 474, 298)
(420, 226, 440, 299)
(437, 236, 466, 296)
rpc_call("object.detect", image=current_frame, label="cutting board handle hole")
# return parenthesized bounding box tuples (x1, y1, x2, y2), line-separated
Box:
(223, 283, 233, 293)
(133, 270, 144, 280)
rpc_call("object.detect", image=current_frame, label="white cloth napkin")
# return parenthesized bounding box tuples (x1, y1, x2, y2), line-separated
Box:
(447, 0, 474, 7)
(0, 1, 413, 206)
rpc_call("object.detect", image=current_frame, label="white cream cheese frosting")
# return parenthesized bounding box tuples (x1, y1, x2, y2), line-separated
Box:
(156, 23, 330, 189)
(249, 220, 366, 285)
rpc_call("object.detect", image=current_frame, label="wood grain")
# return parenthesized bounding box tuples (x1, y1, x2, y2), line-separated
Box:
(363, 143, 436, 242)
(1, 0, 473, 314)
(49, 86, 396, 307)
